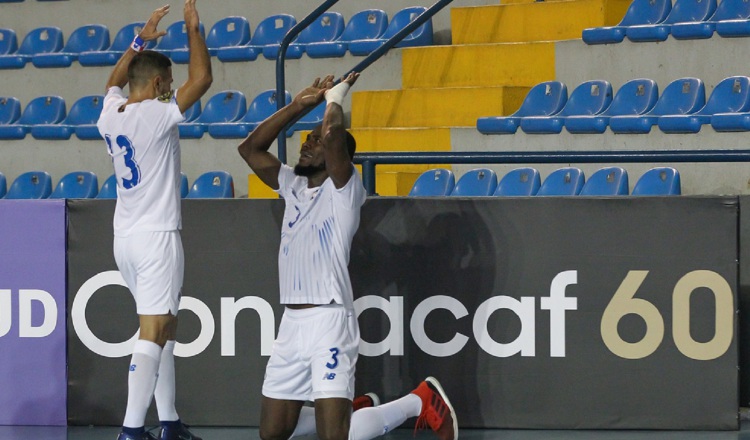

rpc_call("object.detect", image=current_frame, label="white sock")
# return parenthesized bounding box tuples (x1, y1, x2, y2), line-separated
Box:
(123, 340, 162, 428)
(348, 394, 422, 440)
(155, 340, 179, 422)
(288, 406, 316, 438)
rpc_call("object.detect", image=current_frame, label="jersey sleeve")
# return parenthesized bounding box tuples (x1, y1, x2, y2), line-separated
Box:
(165, 90, 186, 126)
(102, 87, 126, 113)
(276, 164, 296, 198)
(333, 165, 367, 210)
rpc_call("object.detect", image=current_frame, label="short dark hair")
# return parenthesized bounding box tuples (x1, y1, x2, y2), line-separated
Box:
(127, 50, 172, 86)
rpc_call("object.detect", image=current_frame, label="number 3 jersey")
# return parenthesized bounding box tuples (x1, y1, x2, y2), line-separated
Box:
(275, 164, 367, 308)
(97, 87, 185, 237)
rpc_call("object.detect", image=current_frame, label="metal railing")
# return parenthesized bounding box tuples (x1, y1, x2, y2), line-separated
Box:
(353, 149, 750, 195)
(274, 0, 454, 163)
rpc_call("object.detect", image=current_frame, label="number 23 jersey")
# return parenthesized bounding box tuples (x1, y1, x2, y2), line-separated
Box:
(97, 86, 185, 237)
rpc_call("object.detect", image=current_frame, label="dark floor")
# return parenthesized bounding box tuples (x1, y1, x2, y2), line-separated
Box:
(3, 422, 750, 440)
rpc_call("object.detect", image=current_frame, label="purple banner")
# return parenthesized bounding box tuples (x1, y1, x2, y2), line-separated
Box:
(0, 200, 67, 425)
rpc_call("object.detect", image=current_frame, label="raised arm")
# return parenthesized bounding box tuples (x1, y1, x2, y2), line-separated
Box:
(105, 5, 170, 91)
(175, 0, 213, 114)
(238, 75, 334, 190)
(322, 72, 360, 189)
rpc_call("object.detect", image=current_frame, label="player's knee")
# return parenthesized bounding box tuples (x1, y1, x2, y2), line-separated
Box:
(258, 423, 294, 440)
(316, 420, 350, 440)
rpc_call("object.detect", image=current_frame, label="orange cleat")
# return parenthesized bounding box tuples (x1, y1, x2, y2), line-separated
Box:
(411, 377, 458, 440)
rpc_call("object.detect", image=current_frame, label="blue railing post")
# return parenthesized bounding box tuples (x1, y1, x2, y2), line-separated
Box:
(361, 160, 377, 195)
(275, 0, 454, 165)
(276, 0, 340, 164)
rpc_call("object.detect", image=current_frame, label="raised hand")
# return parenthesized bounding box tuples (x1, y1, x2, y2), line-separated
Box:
(183, 0, 200, 31)
(341, 71, 360, 87)
(140, 5, 170, 42)
(294, 75, 335, 108)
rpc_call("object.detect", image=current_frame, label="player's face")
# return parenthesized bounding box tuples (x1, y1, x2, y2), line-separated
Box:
(294, 127, 326, 177)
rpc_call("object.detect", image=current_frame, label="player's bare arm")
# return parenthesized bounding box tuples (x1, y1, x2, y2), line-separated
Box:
(105, 5, 169, 91)
(238, 75, 334, 190)
(322, 72, 360, 189)
(175, 0, 213, 114)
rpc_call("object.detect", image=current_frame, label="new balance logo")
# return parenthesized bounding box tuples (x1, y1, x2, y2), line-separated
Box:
(322, 373, 336, 381)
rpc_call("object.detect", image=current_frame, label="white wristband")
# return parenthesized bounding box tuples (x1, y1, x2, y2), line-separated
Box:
(325, 82, 350, 106)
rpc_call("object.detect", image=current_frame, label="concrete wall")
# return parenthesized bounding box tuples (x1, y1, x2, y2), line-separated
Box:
(3, 1, 750, 196)
(0, 0, 498, 196)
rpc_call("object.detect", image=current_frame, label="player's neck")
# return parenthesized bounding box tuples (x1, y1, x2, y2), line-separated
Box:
(306, 172, 327, 189)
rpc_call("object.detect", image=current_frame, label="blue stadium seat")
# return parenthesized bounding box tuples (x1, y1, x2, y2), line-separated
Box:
(348, 6, 432, 56)
(172, 16, 250, 63)
(610, 78, 704, 134)
(0, 96, 21, 126)
(579, 167, 629, 196)
(0, 95, 66, 140)
(49, 171, 98, 198)
(78, 22, 153, 66)
(537, 167, 585, 196)
(450, 168, 498, 196)
(217, 14, 296, 62)
(306, 9, 388, 58)
(182, 100, 201, 123)
(153, 20, 205, 61)
(631, 167, 681, 195)
(31, 95, 103, 140)
(477, 81, 568, 134)
(286, 101, 325, 136)
(520, 80, 612, 134)
(269, 12, 344, 60)
(209, 89, 291, 139)
(0, 0, 24, 3)
(96, 174, 117, 199)
(0, 172, 6, 198)
(181, 173, 189, 198)
(709, 0, 750, 37)
(659, 76, 750, 133)
(5, 171, 52, 199)
(0, 28, 18, 56)
(493, 167, 541, 196)
(565, 79, 658, 134)
(32, 24, 109, 68)
(186, 171, 234, 198)
(0, 26, 63, 69)
(582, 0, 672, 44)
(671, 0, 750, 38)
(408, 168, 455, 196)
(179, 90, 246, 139)
(626, 0, 715, 42)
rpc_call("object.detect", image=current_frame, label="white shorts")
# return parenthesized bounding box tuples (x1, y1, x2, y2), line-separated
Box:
(113, 230, 184, 316)
(262, 304, 360, 401)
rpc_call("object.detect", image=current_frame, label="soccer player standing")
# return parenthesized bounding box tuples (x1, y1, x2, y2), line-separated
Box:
(96, 2, 212, 439)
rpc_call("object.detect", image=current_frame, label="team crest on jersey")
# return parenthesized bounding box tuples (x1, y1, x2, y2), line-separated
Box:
(157, 90, 175, 103)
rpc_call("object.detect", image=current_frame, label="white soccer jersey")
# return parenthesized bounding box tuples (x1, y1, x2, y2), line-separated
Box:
(276, 164, 367, 308)
(97, 87, 185, 236)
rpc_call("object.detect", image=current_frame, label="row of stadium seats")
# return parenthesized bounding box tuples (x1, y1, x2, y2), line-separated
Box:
(409, 166, 681, 197)
(0, 88, 326, 140)
(0, 170, 235, 199)
(583, 0, 750, 44)
(0, 7, 433, 69)
(477, 76, 750, 135)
